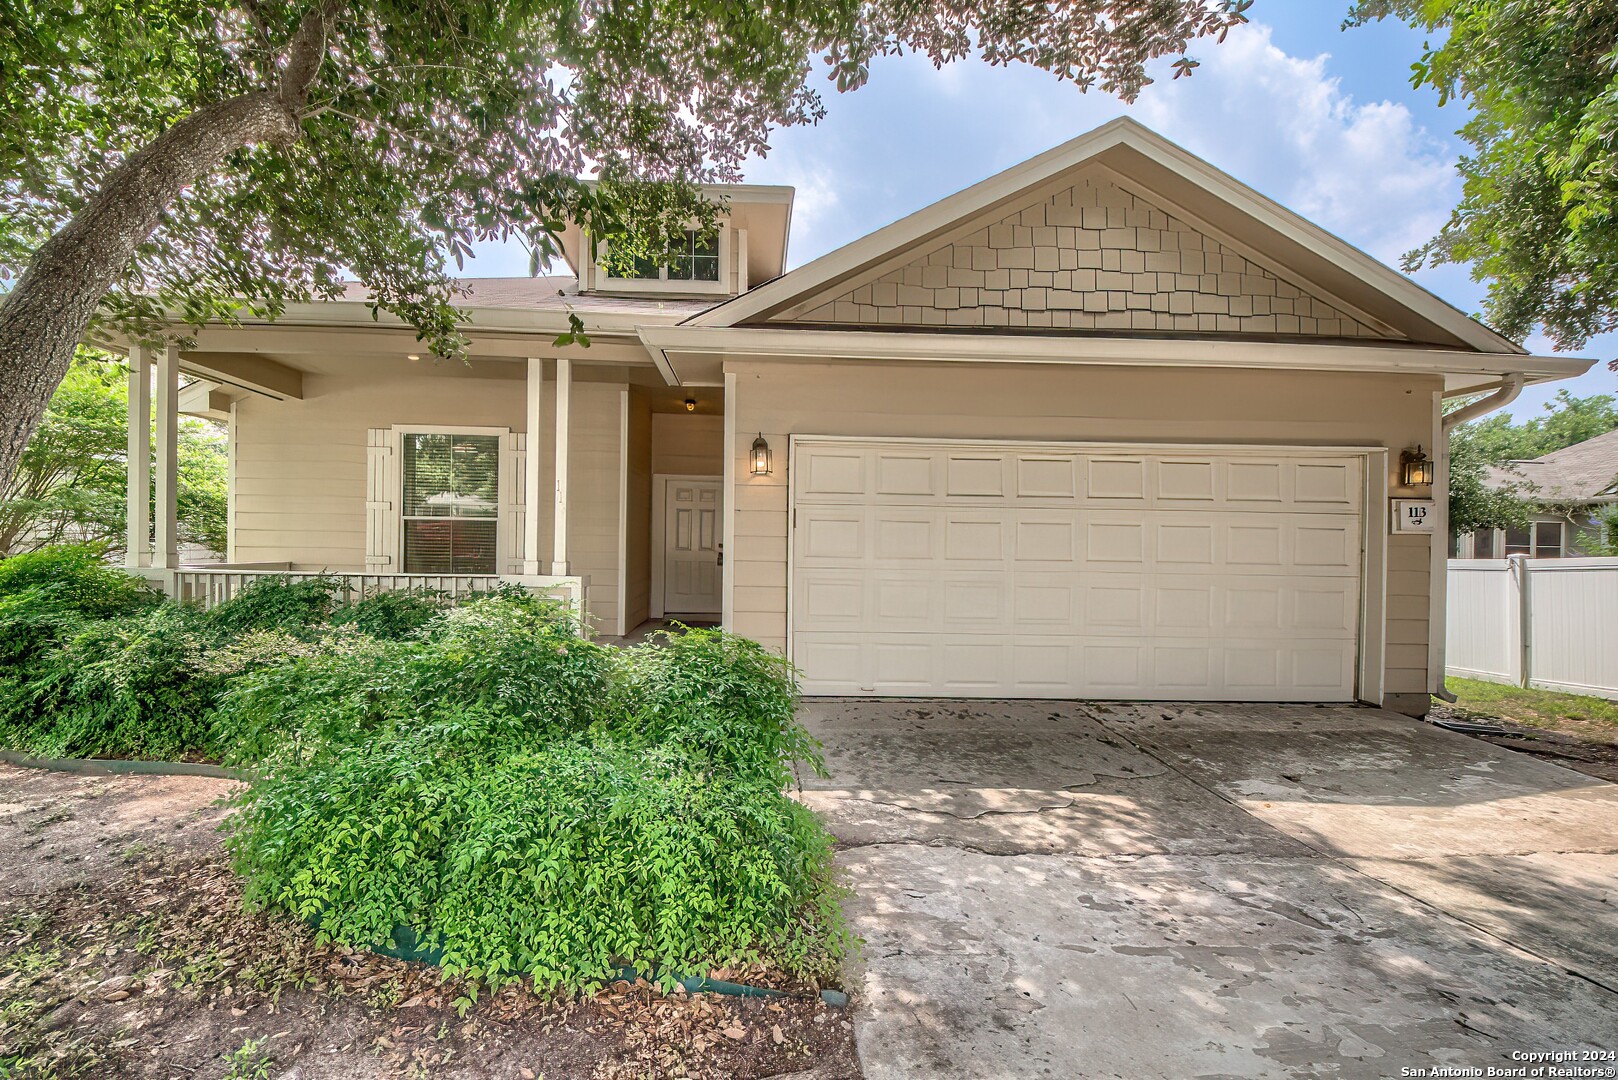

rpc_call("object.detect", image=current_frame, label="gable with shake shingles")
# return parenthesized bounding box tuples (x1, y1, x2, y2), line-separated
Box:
(783, 174, 1391, 338)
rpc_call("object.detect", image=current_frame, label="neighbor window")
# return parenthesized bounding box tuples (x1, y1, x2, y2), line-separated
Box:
(1455, 521, 1566, 560)
(603, 230, 720, 283)
(1534, 520, 1565, 558)
(401, 432, 499, 574)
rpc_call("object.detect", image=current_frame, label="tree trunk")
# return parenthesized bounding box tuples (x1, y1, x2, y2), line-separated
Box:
(0, 92, 300, 488)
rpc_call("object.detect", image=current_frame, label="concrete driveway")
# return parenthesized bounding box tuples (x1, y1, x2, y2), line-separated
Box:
(797, 701, 1618, 1080)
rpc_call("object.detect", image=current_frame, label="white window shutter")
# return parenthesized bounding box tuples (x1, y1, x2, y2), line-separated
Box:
(499, 432, 526, 574)
(365, 428, 400, 567)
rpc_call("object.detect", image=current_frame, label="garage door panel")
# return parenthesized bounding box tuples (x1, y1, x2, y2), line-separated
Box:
(873, 511, 937, 560)
(1017, 455, 1079, 498)
(800, 448, 867, 495)
(790, 439, 1364, 700)
(943, 514, 1006, 564)
(799, 510, 864, 561)
(875, 452, 936, 496)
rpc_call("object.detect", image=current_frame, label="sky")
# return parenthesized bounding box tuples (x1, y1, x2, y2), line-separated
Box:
(465, 6, 1616, 420)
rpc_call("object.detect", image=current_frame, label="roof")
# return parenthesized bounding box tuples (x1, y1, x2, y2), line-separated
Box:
(1489, 428, 1618, 503)
(686, 117, 1523, 354)
(337, 276, 716, 318)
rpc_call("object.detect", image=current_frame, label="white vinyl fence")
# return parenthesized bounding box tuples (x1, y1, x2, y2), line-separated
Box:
(1447, 556, 1618, 700)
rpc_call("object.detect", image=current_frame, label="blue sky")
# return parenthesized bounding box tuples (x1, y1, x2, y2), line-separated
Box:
(469, 7, 1615, 419)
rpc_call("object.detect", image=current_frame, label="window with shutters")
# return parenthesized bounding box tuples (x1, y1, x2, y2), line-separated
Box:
(401, 431, 500, 574)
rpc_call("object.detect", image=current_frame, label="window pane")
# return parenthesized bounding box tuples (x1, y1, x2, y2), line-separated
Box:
(1504, 526, 1531, 555)
(1534, 521, 1563, 558)
(403, 433, 498, 518)
(405, 520, 497, 574)
(1474, 530, 1497, 559)
(668, 230, 720, 281)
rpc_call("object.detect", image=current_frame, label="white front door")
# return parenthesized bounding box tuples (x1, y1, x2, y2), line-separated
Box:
(790, 438, 1366, 700)
(663, 478, 723, 615)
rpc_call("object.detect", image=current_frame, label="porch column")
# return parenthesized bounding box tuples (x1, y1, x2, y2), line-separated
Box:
(124, 346, 152, 567)
(153, 342, 180, 569)
(523, 357, 545, 574)
(552, 356, 571, 575)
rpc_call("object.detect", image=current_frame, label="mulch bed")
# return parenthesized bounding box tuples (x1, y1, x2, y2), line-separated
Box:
(0, 767, 860, 1080)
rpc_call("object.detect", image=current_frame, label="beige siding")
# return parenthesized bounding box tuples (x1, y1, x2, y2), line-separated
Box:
(727, 361, 1439, 696)
(791, 176, 1390, 339)
(652, 413, 724, 476)
(232, 357, 626, 634)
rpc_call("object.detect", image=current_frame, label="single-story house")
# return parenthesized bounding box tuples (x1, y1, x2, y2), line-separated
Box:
(1450, 428, 1618, 558)
(120, 117, 1592, 716)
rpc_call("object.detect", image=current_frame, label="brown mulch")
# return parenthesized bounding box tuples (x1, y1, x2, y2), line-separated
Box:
(0, 765, 861, 1079)
(1428, 702, 1618, 783)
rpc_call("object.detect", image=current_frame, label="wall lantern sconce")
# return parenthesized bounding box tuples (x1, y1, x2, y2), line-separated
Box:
(750, 433, 772, 476)
(684, 397, 697, 412)
(1401, 445, 1434, 487)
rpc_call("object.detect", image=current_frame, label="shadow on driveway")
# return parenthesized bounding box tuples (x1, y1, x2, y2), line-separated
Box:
(800, 700, 1618, 1080)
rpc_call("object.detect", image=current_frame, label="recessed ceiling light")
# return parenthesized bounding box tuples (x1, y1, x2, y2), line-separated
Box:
(406, 353, 421, 361)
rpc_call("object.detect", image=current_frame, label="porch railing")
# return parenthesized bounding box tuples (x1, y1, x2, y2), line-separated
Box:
(128, 565, 589, 632)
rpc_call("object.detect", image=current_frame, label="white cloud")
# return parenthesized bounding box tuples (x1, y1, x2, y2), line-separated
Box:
(1130, 24, 1457, 264)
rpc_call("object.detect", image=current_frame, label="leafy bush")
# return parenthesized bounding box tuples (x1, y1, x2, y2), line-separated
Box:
(214, 594, 605, 768)
(231, 734, 843, 990)
(207, 574, 343, 637)
(5, 603, 217, 759)
(329, 587, 444, 639)
(0, 544, 159, 618)
(221, 602, 846, 991)
(613, 627, 824, 788)
(0, 547, 165, 743)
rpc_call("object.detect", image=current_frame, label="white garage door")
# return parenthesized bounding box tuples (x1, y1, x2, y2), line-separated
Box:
(790, 438, 1365, 700)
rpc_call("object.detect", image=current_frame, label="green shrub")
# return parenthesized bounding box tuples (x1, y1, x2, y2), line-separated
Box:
(329, 587, 445, 639)
(0, 545, 159, 619)
(613, 627, 825, 787)
(221, 601, 846, 991)
(0, 547, 165, 743)
(229, 733, 845, 991)
(208, 574, 343, 637)
(212, 594, 606, 768)
(10, 603, 218, 759)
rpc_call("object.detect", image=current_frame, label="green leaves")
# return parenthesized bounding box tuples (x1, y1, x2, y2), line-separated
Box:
(1351, 0, 1618, 347)
(218, 602, 847, 992)
(3, 1, 1248, 363)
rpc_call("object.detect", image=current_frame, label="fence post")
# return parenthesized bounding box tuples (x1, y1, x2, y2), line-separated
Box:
(1508, 554, 1532, 689)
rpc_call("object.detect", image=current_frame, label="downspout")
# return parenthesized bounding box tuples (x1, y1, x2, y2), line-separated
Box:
(1433, 372, 1526, 703)
(1442, 372, 1525, 432)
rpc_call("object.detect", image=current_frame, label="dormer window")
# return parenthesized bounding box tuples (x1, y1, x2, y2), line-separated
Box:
(608, 230, 720, 283)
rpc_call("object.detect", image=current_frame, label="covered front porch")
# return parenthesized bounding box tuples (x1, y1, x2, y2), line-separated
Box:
(119, 308, 727, 639)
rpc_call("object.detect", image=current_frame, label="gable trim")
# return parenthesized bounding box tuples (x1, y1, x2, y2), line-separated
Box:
(688, 118, 1521, 355)
(638, 324, 1586, 390)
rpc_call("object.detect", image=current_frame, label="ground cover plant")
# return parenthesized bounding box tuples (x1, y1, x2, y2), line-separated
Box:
(0, 547, 849, 998)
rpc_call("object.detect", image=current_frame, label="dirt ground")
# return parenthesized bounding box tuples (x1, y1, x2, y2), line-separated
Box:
(1429, 700, 1618, 782)
(0, 764, 860, 1080)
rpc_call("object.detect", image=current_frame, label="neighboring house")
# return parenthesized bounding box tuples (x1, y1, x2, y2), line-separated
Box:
(117, 118, 1591, 716)
(1451, 429, 1618, 558)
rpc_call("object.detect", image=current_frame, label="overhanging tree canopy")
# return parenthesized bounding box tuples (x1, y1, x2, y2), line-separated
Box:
(1348, 0, 1618, 351)
(0, 0, 1251, 488)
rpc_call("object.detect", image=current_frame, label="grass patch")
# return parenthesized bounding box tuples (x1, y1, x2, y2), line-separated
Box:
(1442, 677, 1618, 734)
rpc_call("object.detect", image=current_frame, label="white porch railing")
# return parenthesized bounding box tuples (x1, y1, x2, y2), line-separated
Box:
(1447, 556, 1618, 700)
(129, 565, 589, 630)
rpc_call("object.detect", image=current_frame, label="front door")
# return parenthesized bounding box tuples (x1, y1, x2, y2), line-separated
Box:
(663, 478, 723, 615)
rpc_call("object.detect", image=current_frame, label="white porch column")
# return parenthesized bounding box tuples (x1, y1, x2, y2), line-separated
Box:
(523, 357, 545, 574)
(552, 356, 571, 575)
(153, 342, 180, 569)
(124, 346, 152, 567)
